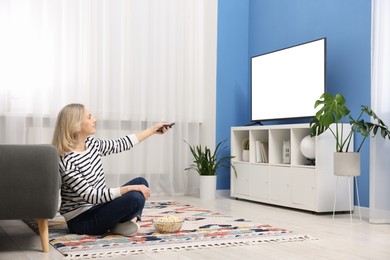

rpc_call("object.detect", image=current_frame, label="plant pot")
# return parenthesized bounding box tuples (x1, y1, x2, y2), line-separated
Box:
(199, 175, 217, 200)
(334, 152, 360, 176)
(242, 150, 249, 162)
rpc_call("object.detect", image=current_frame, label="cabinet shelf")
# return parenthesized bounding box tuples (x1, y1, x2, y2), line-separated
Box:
(230, 123, 354, 213)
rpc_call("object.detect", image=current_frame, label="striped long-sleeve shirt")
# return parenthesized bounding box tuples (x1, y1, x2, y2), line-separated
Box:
(59, 134, 139, 221)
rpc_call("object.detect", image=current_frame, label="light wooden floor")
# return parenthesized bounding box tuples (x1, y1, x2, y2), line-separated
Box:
(1, 194, 390, 260)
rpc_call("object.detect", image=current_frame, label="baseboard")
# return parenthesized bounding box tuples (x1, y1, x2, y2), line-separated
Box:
(216, 189, 230, 198)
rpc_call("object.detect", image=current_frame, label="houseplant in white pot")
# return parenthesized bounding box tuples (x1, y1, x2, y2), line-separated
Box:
(310, 93, 390, 176)
(185, 139, 236, 199)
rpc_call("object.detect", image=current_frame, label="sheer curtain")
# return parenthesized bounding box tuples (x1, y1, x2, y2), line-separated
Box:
(370, 0, 390, 223)
(0, 0, 217, 196)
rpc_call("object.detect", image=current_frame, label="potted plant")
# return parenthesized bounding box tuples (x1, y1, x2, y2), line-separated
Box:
(242, 138, 249, 162)
(185, 139, 236, 199)
(310, 93, 390, 176)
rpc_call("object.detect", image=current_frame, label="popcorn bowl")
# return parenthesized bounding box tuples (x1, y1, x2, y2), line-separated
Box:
(152, 215, 184, 233)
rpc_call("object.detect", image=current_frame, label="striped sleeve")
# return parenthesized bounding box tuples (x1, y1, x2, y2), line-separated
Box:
(90, 134, 139, 156)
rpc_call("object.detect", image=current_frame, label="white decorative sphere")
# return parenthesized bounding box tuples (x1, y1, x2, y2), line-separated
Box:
(300, 135, 315, 160)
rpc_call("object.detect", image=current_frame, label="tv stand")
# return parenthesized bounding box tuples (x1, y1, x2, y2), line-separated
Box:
(230, 123, 353, 213)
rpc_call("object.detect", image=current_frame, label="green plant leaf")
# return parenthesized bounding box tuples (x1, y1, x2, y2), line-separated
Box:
(184, 139, 236, 177)
(311, 93, 390, 153)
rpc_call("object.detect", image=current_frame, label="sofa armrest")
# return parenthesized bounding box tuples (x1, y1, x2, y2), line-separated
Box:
(0, 145, 60, 220)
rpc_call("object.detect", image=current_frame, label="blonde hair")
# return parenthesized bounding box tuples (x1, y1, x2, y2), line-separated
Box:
(52, 104, 85, 156)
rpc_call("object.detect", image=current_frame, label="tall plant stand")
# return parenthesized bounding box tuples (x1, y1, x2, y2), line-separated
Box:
(333, 176, 362, 222)
(332, 152, 362, 223)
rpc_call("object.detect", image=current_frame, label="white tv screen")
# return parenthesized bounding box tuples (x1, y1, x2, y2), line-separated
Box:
(251, 38, 326, 122)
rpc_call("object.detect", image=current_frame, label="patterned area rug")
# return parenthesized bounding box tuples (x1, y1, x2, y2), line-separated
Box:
(25, 201, 313, 259)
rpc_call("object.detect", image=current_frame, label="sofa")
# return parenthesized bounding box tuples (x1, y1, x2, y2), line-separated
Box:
(0, 144, 60, 252)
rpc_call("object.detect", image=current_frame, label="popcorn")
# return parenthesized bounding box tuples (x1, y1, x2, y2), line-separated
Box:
(152, 215, 183, 233)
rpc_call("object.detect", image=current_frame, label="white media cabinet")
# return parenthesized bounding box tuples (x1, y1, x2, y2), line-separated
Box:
(230, 123, 353, 213)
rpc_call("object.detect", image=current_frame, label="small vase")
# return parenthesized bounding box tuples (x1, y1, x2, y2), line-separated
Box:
(242, 150, 249, 162)
(334, 152, 360, 176)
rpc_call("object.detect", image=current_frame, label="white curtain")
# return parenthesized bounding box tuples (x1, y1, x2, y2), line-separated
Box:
(0, 0, 218, 196)
(370, 0, 390, 223)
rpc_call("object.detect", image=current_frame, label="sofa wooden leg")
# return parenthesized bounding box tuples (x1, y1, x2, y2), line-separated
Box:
(37, 219, 49, 252)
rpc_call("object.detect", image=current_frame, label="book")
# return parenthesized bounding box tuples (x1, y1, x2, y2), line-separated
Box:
(255, 140, 262, 163)
(262, 142, 268, 163)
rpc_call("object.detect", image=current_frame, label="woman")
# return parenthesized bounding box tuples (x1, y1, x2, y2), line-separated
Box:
(52, 103, 171, 236)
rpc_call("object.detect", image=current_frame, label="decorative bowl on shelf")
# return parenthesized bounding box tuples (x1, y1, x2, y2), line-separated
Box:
(152, 215, 184, 233)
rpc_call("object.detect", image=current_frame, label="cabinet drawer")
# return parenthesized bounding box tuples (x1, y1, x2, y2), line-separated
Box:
(250, 165, 269, 199)
(292, 167, 316, 209)
(231, 163, 250, 196)
(269, 166, 291, 203)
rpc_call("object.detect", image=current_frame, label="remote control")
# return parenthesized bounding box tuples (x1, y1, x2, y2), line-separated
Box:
(157, 122, 175, 132)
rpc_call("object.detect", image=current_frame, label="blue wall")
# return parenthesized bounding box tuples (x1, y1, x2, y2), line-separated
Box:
(216, 0, 371, 207)
(216, 0, 250, 189)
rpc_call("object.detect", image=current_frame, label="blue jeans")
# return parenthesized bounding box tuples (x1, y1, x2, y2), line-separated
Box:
(66, 177, 148, 235)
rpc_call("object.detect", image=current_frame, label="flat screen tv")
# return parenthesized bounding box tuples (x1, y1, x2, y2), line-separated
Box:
(251, 38, 326, 122)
